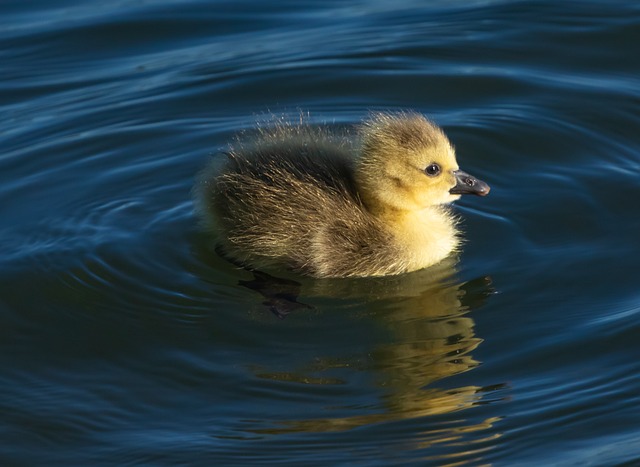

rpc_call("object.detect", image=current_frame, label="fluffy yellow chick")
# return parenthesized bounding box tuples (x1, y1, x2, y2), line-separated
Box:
(196, 112, 489, 278)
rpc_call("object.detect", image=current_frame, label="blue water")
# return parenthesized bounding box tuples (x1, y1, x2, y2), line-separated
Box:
(1, 1, 639, 465)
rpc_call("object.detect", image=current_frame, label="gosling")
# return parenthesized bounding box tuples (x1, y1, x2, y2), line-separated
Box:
(196, 112, 489, 278)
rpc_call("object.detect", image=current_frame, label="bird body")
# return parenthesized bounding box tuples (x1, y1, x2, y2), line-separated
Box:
(196, 113, 489, 278)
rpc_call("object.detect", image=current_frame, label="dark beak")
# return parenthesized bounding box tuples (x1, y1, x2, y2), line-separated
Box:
(449, 170, 490, 196)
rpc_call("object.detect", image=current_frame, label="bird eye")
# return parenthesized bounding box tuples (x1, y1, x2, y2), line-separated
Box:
(425, 163, 441, 176)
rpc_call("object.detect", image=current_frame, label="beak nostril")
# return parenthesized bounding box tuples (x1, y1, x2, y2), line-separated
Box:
(450, 170, 489, 196)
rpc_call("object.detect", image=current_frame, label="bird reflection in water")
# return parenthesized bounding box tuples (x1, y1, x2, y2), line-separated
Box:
(239, 259, 505, 456)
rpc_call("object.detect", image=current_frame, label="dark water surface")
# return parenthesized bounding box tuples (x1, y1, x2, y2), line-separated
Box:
(2, 0, 639, 465)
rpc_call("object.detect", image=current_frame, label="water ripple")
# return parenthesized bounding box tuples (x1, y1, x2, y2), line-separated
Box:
(1, 0, 640, 465)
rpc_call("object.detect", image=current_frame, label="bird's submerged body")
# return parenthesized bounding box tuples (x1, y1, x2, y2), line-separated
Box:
(196, 113, 489, 278)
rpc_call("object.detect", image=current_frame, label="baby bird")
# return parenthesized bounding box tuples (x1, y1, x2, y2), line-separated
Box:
(196, 112, 489, 278)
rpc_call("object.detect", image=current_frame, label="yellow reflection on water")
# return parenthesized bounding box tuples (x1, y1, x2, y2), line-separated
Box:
(245, 259, 501, 459)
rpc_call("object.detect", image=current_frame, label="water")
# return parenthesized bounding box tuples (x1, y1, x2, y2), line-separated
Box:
(1, 0, 639, 465)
